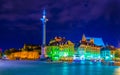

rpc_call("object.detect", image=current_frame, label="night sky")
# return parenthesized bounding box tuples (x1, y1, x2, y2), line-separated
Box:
(0, 0, 120, 50)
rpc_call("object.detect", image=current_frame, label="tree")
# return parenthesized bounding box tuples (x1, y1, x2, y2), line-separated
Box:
(4, 49, 11, 55)
(4, 48, 18, 56)
(115, 50, 120, 58)
(9, 48, 17, 53)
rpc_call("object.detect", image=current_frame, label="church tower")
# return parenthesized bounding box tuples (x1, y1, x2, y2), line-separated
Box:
(80, 34, 87, 44)
(82, 34, 86, 41)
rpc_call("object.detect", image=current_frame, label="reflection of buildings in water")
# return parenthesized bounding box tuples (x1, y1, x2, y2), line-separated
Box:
(114, 67, 120, 75)
(62, 64, 69, 75)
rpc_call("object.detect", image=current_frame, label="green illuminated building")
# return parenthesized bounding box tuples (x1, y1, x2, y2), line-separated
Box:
(46, 37, 75, 61)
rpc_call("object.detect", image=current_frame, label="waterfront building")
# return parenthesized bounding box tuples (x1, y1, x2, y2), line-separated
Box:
(100, 47, 111, 61)
(7, 44, 40, 60)
(8, 51, 39, 60)
(21, 44, 41, 53)
(100, 45, 116, 61)
(47, 37, 75, 61)
(107, 45, 116, 60)
(74, 34, 104, 61)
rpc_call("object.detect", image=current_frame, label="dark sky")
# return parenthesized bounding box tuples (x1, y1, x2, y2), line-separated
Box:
(0, 0, 120, 49)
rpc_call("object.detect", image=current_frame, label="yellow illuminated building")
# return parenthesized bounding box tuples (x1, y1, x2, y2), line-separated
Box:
(108, 46, 116, 60)
(7, 44, 41, 60)
(8, 51, 40, 60)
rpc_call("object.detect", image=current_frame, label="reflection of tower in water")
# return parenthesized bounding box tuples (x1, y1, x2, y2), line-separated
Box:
(40, 9, 48, 59)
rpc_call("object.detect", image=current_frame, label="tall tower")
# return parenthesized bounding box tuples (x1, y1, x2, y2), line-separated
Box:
(40, 9, 48, 59)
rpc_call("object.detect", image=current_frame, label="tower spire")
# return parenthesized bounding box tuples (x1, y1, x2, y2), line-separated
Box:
(82, 34, 86, 41)
(40, 8, 48, 59)
(40, 8, 48, 46)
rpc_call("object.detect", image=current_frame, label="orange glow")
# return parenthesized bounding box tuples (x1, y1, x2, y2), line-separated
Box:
(8, 51, 40, 60)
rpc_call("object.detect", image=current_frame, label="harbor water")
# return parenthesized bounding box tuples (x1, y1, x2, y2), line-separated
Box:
(0, 60, 120, 75)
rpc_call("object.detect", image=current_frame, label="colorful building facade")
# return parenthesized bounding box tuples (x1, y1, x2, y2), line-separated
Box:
(100, 47, 111, 61)
(7, 44, 40, 60)
(46, 37, 75, 61)
(74, 34, 103, 61)
(100, 46, 116, 61)
(8, 51, 40, 60)
(4, 35, 120, 62)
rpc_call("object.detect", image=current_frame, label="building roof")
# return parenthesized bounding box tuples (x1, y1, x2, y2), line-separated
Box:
(49, 37, 67, 46)
(101, 47, 110, 51)
(86, 37, 105, 47)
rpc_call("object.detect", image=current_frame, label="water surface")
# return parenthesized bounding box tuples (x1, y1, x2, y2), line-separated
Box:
(0, 60, 120, 75)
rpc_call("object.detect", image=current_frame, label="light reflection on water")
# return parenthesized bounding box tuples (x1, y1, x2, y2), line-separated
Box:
(0, 61, 120, 75)
(62, 64, 69, 75)
(114, 67, 120, 75)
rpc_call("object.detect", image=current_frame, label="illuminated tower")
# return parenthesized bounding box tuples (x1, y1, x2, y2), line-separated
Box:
(80, 34, 87, 44)
(82, 34, 86, 41)
(40, 9, 48, 59)
(90, 38, 94, 44)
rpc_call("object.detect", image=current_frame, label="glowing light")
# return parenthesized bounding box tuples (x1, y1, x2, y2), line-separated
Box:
(114, 67, 120, 75)
(106, 56, 109, 59)
(80, 55, 85, 60)
(47, 45, 75, 61)
(111, 55, 113, 57)
(73, 55, 76, 60)
(98, 56, 101, 58)
(64, 53, 68, 57)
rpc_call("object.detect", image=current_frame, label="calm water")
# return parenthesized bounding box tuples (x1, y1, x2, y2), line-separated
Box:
(0, 60, 120, 75)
